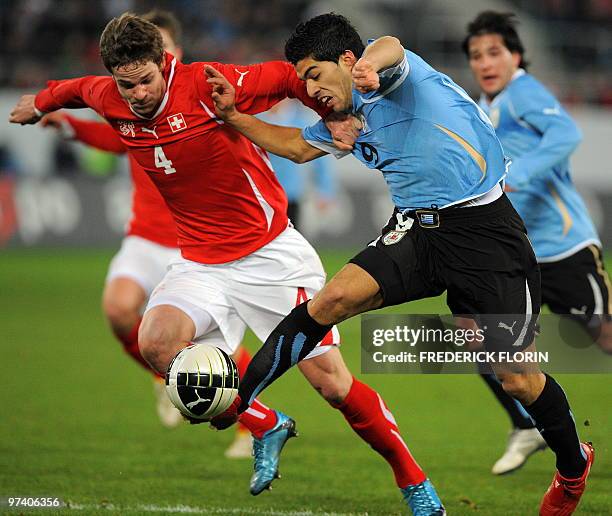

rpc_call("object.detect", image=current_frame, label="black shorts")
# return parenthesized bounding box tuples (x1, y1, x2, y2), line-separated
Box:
(350, 194, 541, 350)
(541, 245, 611, 325)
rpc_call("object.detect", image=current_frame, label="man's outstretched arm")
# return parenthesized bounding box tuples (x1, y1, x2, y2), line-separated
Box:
(9, 76, 109, 125)
(205, 65, 326, 163)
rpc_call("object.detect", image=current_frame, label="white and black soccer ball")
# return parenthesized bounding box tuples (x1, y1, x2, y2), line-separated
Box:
(165, 344, 239, 421)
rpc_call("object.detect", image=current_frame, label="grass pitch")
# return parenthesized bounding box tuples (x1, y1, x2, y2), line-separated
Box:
(0, 249, 610, 515)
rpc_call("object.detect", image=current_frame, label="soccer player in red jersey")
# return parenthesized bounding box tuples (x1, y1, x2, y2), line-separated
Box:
(39, 9, 254, 458)
(9, 13, 443, 511)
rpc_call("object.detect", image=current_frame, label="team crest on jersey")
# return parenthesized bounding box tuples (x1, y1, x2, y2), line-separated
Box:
(118, 120, 136, 137)
(382, 230, 406, 245)
(357, 113, 369, 133)
(488, 108, 500, 128)
(167, 113, 187, 133)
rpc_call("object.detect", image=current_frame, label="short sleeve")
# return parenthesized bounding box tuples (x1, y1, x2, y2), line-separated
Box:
(302, 120, 351, 159)
(377, 51, 410, 93)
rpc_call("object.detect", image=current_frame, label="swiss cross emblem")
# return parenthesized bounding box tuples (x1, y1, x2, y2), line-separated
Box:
(118, 120, 135, 137)
(167, 113, 187, 133)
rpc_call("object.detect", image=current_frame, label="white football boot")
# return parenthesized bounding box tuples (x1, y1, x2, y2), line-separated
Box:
(224, 429, 254, 459)
(153, 377, 184, 428)
(492, 427, 547, 475)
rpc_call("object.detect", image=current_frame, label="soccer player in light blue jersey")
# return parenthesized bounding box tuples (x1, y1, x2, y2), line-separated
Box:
(463, 11, 611, 483)
(204, 13, 595, 515)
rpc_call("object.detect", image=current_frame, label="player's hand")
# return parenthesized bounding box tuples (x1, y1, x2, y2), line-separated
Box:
(204, 65, 238, 122)
(40, 111, 66, 129)
(352, 58, 379, 93)
(325, 112, 362, 151)
(9, 95, 42, 125)
(209, 395, 242, 430)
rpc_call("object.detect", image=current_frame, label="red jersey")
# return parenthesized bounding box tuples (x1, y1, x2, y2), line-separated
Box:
(62, 114, 177, 248)
(36, 55, 327, 263)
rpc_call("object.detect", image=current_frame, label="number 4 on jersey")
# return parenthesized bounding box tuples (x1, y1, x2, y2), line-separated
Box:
(154, 146, 176, 175)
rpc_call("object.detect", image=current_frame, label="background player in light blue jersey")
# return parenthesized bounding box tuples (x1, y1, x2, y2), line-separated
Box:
(464, 10, 612, 477)
(205, 13, 595, 515)
(259, 99, 336, 229)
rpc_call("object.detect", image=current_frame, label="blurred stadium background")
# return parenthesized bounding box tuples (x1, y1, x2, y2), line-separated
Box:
(1, 1, 611, 515)
(0, 0, 611, 249)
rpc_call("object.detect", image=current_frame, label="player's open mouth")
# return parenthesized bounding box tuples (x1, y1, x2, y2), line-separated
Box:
(319, 96, 333, 106)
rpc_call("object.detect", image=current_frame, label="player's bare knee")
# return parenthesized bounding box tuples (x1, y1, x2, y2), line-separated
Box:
(498, 373, 531, 403)
(139, 306, 195, 372)
(102, 296, 139, 335)
(139, 317, 175, 370)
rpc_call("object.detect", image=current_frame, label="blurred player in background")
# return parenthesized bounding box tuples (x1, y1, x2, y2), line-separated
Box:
(9, 14, 442, 509)
(206, 13, 596, 515)
(40, 9, 253, 458)
(259, 99, 336, 230)
(463, 10, 611, 477)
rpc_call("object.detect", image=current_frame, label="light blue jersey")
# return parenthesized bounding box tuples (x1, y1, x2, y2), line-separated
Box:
(303, 49, 508, 210)
(479, 70, 600, 261)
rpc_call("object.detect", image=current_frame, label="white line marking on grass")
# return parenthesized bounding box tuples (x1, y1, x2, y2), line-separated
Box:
(67, 502, 369, 515)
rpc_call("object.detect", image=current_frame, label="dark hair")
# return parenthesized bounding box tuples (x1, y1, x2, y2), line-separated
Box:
(462, 11, 529, 70)
(285, 13, 365, 65)
(142, 9, 182, 45)
(100, 13, 164, 72)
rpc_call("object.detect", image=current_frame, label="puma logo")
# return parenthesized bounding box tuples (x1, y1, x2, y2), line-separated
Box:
(394, 211, 414, 231)
(142, 126, 159, 139)
(498, 320, 517, 336)
(570, 305, 588, 315)
(235, 69, 250, 87)
(185, 390, 212, 410)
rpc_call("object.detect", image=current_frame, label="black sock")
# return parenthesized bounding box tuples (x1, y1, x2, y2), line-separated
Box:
(522, 374, 586, 479)
(480, 374, 536, 430)
(238, 301, 332, 412)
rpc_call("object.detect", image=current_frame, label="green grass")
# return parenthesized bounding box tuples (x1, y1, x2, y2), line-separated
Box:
(0, 249, 610, 515)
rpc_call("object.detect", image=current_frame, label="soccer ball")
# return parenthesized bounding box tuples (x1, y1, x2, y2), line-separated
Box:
(165, 344, 239, 421)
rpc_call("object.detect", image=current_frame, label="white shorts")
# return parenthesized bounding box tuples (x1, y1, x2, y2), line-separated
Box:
(145, 227, 340, 359)
(106, 236, 181, 297)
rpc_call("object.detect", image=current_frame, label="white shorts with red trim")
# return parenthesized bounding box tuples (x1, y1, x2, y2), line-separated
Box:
(144, 226, 340, 359)
(106, 235, 181, 296)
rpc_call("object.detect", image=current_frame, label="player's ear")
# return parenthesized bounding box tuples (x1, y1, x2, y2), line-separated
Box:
(340, 50, 357, 67)
(511, 51, 521, 69)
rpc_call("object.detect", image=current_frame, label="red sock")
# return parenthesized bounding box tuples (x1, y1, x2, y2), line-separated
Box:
(113, 318, 161, 378)
(233, 347, 253, 434)
(334, 378, 426, 488)
(237, 398, 278, 439)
